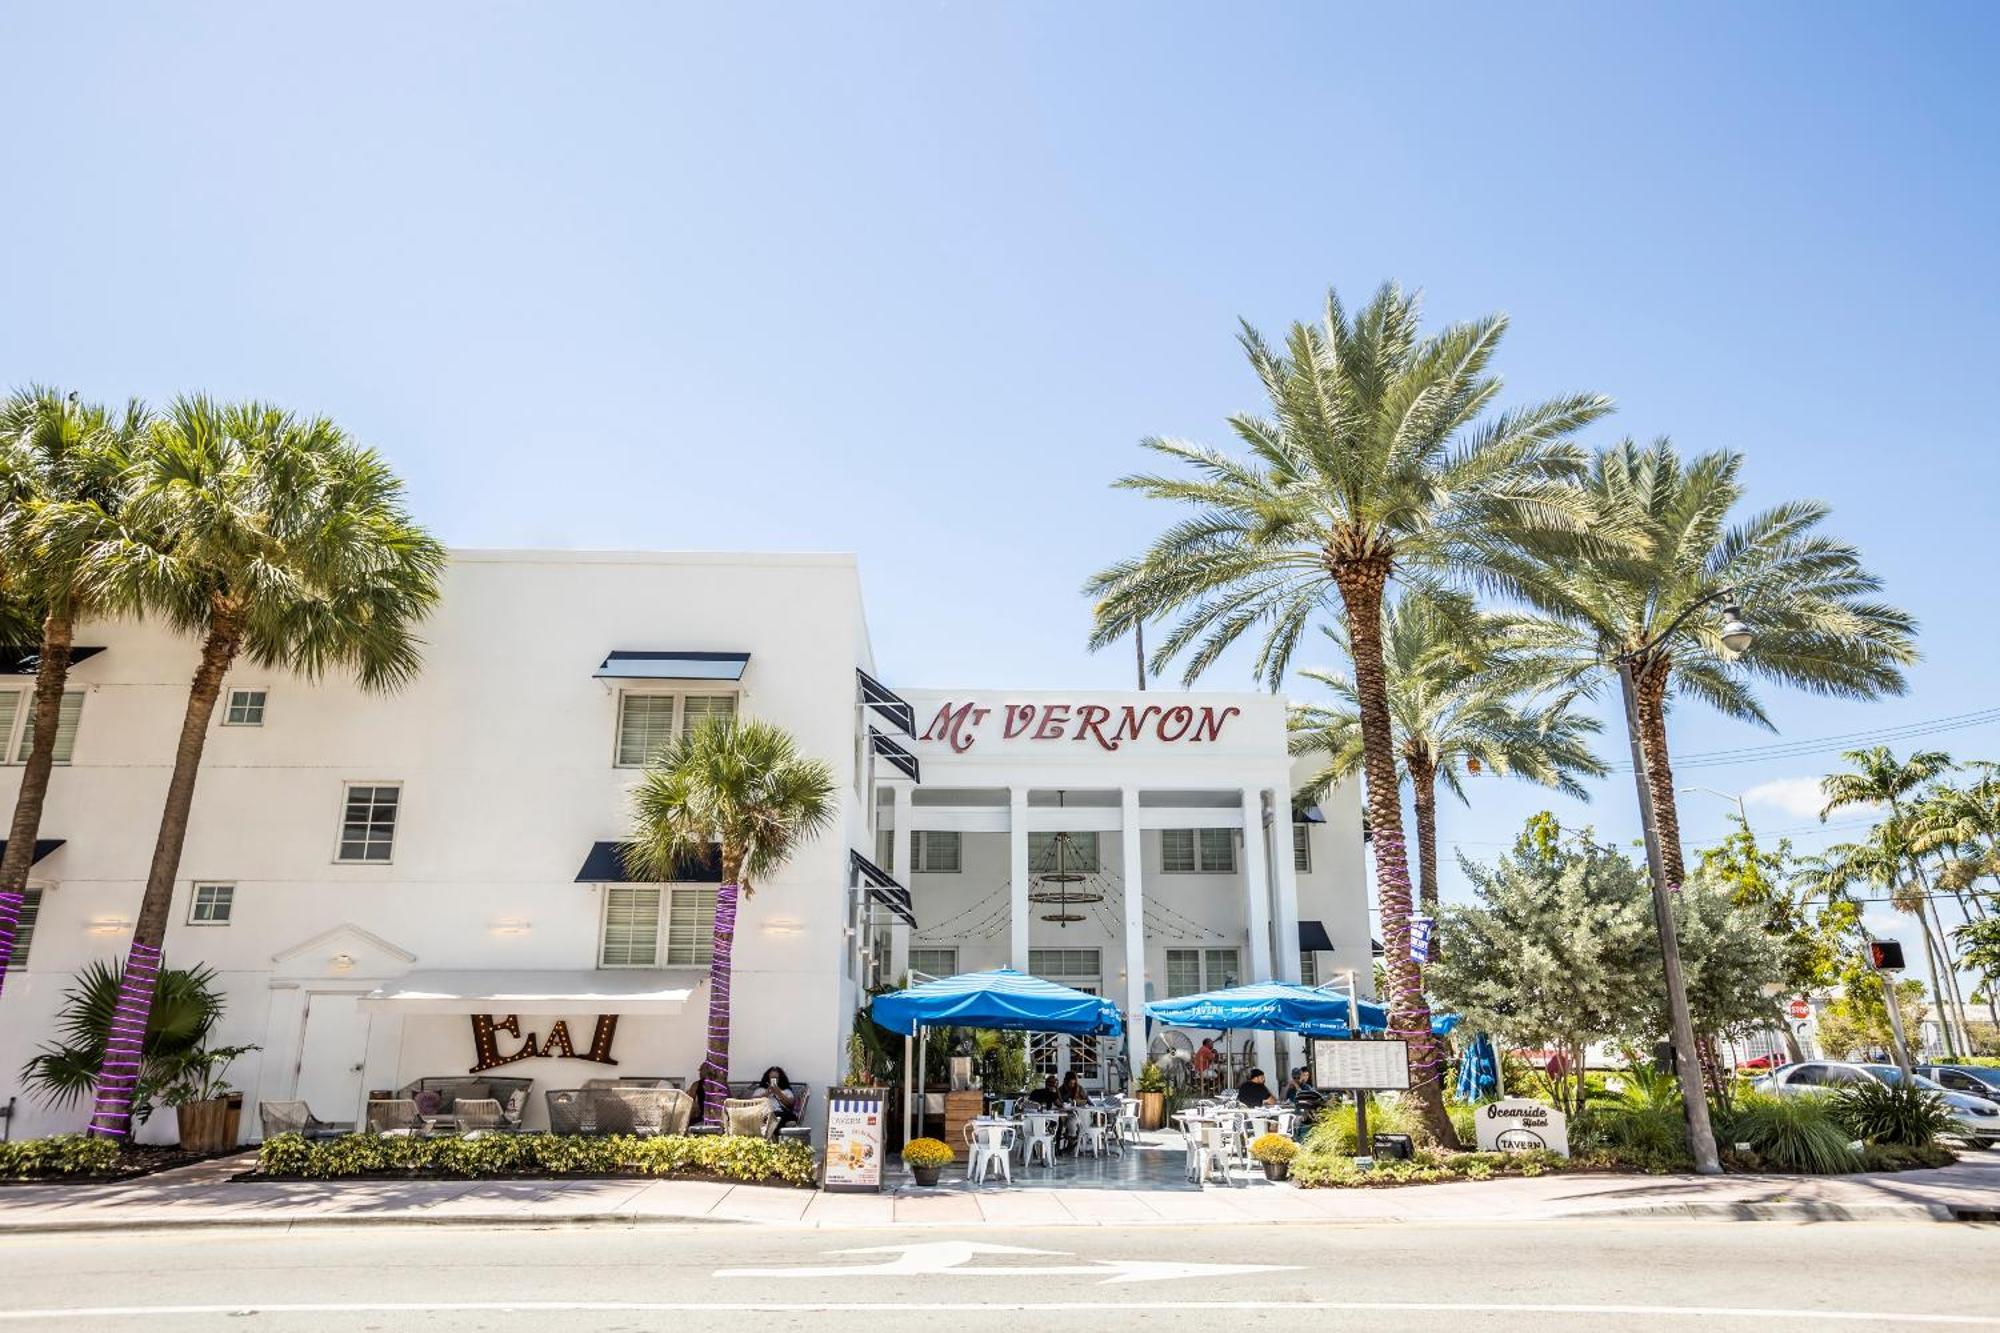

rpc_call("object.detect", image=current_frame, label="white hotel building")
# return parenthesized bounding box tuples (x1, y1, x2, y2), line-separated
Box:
(0, 552, 1369, 1141)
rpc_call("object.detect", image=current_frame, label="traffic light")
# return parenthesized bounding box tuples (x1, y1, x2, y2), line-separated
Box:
(1868, 940, 1906, 972)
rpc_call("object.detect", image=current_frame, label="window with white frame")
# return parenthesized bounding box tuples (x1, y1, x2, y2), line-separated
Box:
(222, 688, 267, 726)
(876, 830, 960, 873)
(336, 784, 401, 862)
(0, 689, 85, 765)
(1029, 831, 1099, 873)
(908, 947, 958, 978)
(1164, 946, 1240, 996)
(1293, 823, 1311, 872)
(599, 884, 716, 967)
(1299, 951, 1319, 986)
(1028, 947, 1100, 980)
(188, 883, 234, 925)
(615, 692, 736, 768)
(7, 888, 41, 968)
(1160, 827, 1236, 873)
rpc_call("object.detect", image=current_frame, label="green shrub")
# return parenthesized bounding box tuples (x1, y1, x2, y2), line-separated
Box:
(1833, 1080, 1955, 1148)
(1858, 1141, 1956, 1172)
(0, 1134, 122, 1179)
(254, 1133, 816, 1187)
(1294, 1147, 1573, 1188)
(1726, 1094, 1860, 1174)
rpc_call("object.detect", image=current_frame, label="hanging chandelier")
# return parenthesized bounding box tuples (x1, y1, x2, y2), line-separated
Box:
(1030, 792, 1104, 926)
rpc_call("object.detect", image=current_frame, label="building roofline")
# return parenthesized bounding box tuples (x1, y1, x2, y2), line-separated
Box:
(447, 548, 858, 569)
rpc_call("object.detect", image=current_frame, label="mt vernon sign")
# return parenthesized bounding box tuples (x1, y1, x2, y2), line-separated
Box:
(920, 701, 1243, 754)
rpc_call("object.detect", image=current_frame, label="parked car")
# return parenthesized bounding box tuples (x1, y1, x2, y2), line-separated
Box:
(1914, 1063, 2000, 1099)
(1753, 1061, 2000, 1148)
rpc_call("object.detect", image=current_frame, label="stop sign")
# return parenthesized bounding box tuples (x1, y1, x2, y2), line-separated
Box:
(1788, 999, 1811, 1020)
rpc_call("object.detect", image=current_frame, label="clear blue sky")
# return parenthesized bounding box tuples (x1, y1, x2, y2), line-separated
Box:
(5, 4, 1997, 927)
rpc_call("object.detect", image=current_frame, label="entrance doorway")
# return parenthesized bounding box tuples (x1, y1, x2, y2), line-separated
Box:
(1027, 949, 1107, 1090)
(295, 992, 371, 1123)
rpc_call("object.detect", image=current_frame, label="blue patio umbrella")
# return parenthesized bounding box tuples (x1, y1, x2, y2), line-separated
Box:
(869, 967, 1124, 1037)
(1146, 981, 1458, 1037)
(1456, 1032, 1500, 1102)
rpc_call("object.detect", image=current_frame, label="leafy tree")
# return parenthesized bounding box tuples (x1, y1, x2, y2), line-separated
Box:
(627, 717, 837, 1121)
(1290, 592, 1605, 908)
(1668, 870, 1787, 1096)
(85, 399, 445, 1139)
(20, 960, 231, 1123)
(1694, 816, 1845, 1060)
(1490, 440, 1917, 887)
(1087, 284, 1613, 1145)
(1816, 959, 1928, 1061)
(1955, 917, 2000, 1030)
(1428, 817, 1657, 1115)
(0, 389, 150, 997)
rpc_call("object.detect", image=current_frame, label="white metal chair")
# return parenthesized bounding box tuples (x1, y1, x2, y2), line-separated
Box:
(965, 1122, 1016, 1184)
(1076, 1107, 1112, 1159)
(1117, 1097, 1141, 1146)
(1198, 1122, 1238, 1185)
(1022, 1112, 1058, 1167)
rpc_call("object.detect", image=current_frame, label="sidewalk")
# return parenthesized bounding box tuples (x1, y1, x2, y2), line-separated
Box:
(1, 1149, 1994, 1234)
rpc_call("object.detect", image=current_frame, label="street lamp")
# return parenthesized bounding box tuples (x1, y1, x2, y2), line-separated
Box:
(1615, 587, 1747, 1178)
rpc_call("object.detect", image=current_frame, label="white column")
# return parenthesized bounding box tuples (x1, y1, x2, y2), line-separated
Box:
(1009, 786, 1031, 969)
(889, 783, 913, 981)
(1271, 786, 1302, 986)
(1120, 786, 1147, 1087)
(1240, 786, 1276, 1076)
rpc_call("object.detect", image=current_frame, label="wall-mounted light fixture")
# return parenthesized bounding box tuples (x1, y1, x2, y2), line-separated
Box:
(491, 918, 532, 936)
(328, 952, 357, 972)
(763, 916, 804, 936)
(88, 916, 132, 934)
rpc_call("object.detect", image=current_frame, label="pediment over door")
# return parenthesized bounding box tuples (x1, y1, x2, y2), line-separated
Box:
(271, 923, 417, 980)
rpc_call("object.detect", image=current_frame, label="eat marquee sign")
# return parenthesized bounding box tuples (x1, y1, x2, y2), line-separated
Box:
(468, 1013, 620, 1074)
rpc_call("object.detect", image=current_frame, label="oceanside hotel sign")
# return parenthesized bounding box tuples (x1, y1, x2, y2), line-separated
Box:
(920, 701, 1243, 754)
(1474, 1098, 1571, 1156)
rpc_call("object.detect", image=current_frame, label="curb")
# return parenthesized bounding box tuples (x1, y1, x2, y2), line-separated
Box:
(1555, 1200, 1957, 1223)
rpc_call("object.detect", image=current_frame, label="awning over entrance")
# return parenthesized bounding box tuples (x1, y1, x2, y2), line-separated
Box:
(356, 971, 693, 1015)
(3, 647, 103, 674)
(594, 650, 749, 682)
(575, 840, 721, 883)
(0, 838, 65, 865)
(1298, 919, 1335, 953)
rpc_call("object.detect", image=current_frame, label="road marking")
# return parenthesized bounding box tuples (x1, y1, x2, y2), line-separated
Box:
(0, 1301, 1991, 1324)
(715, 1240, 1295, 1284)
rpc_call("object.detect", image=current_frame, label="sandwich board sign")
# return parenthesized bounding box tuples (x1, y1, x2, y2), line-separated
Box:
(1310, 1038, 1411, 1091)
(823, 1087, 887, 1193)
(1474, 1098, 1570, 1156)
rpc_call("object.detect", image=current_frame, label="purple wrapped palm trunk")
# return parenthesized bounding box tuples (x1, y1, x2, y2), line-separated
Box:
(87, 941, 163, 1140)
(697, 883, 741, 1124)
(0, 891, 22, 998)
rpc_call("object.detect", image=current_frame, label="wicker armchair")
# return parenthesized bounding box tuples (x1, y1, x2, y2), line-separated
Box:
(722, 1097, 775, 1139)
(367, 1098, 420, 1136)
(258, 1099, 352, 1142)
(453, 1097, 504, 1133)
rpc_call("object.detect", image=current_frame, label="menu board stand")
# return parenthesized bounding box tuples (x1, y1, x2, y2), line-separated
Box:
(822, 1086, 888, 1193)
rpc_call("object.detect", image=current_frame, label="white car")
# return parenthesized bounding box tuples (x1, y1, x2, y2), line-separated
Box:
(1754, 1061, 2000, 1148)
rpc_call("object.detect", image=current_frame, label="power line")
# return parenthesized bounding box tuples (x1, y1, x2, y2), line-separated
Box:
(1606, 706, 2000, 772)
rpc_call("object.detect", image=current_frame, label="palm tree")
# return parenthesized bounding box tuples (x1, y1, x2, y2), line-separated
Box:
(1911, 769, 1999, 916)
(1953, 916, 2000, 1030)
(84, 398, 444, 1139)
(626, 716, 836, 1122)
(1290, 594, 1606, 909)
(0, 389, 149, 998)
(1492, 439, 1918, 887)
(1820, 746, 1971, 1058)
(1086, 283, 1613, 1145)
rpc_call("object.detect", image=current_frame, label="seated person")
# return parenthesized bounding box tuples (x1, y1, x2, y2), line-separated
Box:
(1236, 1068, 1276, 1108)
(757, 1065, 800, 1129)
(1283, 1066, 1324, 1107)
(1058, 1071, 1088, 1105)
(1026, 1075, 1062, 1109)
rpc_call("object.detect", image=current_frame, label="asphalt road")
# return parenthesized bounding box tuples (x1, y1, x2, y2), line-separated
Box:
(0, 1218, 1994, 1330)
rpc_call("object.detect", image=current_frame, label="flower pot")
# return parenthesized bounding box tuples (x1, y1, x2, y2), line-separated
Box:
(910, 1164, 942, 1187)
(1139, 1090, 1167, 1130)
(176, 1098, 233, 1154)
(1260, 1160, 1292, 1182)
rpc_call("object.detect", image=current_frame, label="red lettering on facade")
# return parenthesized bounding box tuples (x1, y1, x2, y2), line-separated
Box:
(1074, 704, 1115, 750)
(1190, 705, 1241, 742)
(1156, 705, 1195, 741)
(1002, 704, 1038, 739)
(922, 702, 989, 753)
(1111, 705, 1162, 747)
(1033, 705, 1072, 740)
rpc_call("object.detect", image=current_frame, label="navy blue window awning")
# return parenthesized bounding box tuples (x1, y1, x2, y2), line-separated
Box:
(0, 838, 64, 865)
(4, 647, 104, 674)
(1298, 919, 1335, 953)
(1294, 805, 1327, 825)
(849, 849, 916, 928)
(594, 651, 749, 682)
(575, 840, 721, 883)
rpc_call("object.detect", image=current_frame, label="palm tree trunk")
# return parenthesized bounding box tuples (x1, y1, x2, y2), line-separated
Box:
(1913, 908, 1957, 1062)
(698, 878, 742, 1126)
(0, 612, 73, 998)
(1632, 658, 1687, 888)
(1409, 755, 1440, 913)
(88, 612, 242, 1139)
(1333, 558, 1457, 1149)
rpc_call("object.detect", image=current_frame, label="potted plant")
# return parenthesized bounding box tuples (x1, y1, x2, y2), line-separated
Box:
(1250, 1132, 1299, 1182)
(901, 1136, 954, 1187)
(159, 1043, 259, 1153)
(1136, 1060, 1169, 1130)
